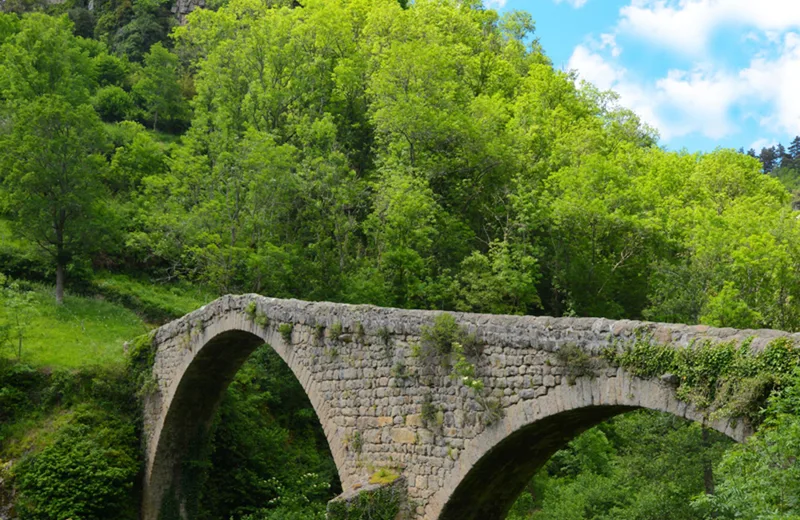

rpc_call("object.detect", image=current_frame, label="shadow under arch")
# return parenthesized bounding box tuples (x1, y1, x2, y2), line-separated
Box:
(142, 315, 345, 520)
(427, 371, 750, 520)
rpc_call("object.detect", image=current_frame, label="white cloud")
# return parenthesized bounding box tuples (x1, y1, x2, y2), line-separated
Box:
(565, 2, 800, 143)
(741, 32, 800, 135)
(555, 0, 589, 8)
(618, 0, 800, 55)
(568, 46, 749, 140)
(484, 0, 507, 8)
(600, 33, 621, 57)
(749, 138, 777, 152)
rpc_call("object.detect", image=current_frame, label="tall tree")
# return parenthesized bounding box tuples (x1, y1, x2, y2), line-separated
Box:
(132, 42, 187, 131)
(789, 136, 800, 160)
(0, 96, 107, 303)
(759, 145, 777, 173)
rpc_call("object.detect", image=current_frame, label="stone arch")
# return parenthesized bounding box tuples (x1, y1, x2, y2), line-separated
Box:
(141, 303, 347, 520)
(425, 370, 749, 520)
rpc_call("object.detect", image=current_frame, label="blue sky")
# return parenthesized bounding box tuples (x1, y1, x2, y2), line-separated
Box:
(491, 0, 800, 154)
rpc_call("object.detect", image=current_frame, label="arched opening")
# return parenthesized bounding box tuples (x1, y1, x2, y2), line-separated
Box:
(192, 345, 341, 518)
(143, 327, 342, 519)
(438, 406, 736, 520)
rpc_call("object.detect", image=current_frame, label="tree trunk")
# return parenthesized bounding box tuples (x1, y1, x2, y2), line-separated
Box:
(56, 262, 65, 305)
(702, 427, 715, 496)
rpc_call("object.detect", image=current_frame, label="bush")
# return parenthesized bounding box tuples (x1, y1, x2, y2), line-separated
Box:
(420, 313, 460, 356)
(13, 406, 140, 520)
(93, 85, 134, 122)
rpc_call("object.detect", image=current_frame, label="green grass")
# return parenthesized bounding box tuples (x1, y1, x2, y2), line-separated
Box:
(2, 285, 149, 368)
(92, 272, 215, 323)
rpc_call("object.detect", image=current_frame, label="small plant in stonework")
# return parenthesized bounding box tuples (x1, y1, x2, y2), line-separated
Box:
(391, 361, 409, 380)
(315, 324, 325, 342)
(254, 313, 269, 328)
(478, 395, 504, 426)
(355, 321, 365, 341)
(420, 393, 437, 427)
(421, 313, 460, 355)
(245, 301, 257, 320)
(555, 343, 593, 385)
(347, 430, 363, 454)
(461, 331, 484, 357)
(452, 342, 484, 392)
(279, 323, 294, 344)
(330, 321, 343, 341)
(377, 326, 392, 347)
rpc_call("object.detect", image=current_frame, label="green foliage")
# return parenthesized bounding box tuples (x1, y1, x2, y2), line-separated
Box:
(390, 361, 408, 380)
(0, 357, 142, 520)
(245, 301, 258, 320)
(693, 367, 800, 519)
(239, 473, 330, 520)
(93, 85, 134, 122)
(13, 405, 139, 520)
(420, 313, 461, 356)
(0, 14, 95, 105)
(554, 343, 592, 385)
(0, 95, 109, 302)
(326, 480, 404, 520)
(126, 331, 157, 397)
(699, 282, 763, 330)
(377, 327, 392, 347)
(255, 313, 270, 328)
(195, 346, 339, 519)
(477, 394, 504, 426)
(0, 283, 147, 367)
(330, 321, 343, 341)
(452, 342, 484, 392)
(0, 274, 37, 360)
(420, 393, 437, 427)
(2, 2, 800, 519)
(132, 42, 188, 132)
(347, 431, 363, 455)
(92, 273, 213, 324)
(606, 336, 800, 422)
(509, 411, 732, 520)
(314, 324, 325, 343)
(278, 323, 293, 344)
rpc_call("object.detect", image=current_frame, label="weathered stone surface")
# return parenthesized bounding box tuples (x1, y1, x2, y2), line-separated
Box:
(141, 295, 799, 520)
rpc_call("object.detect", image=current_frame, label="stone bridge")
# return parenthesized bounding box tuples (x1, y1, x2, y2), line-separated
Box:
(141, 295, 798, 520)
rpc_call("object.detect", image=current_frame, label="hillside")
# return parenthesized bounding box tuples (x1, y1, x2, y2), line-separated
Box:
(1, 0, 800, 518)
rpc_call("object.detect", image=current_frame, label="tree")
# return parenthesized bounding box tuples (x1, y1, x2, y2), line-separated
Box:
(789, 136, 800, 160)
(758, 145, 777, 173)
(0, 96, 107, 303)
(776, 143, 790, 167)
(132, 42, 187, 131)
(0, 13, 94, 105)
(0, 273, 36, 360)
(694, 368, 800, 519)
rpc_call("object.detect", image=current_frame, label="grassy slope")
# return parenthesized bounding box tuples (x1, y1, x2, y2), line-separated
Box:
(2, 275, 213, 369)
(4, 286, 148, 368)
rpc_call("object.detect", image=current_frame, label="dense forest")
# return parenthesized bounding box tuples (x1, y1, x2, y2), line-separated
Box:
(1, 0, 799, 519)
(745, 140, 800, 207)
